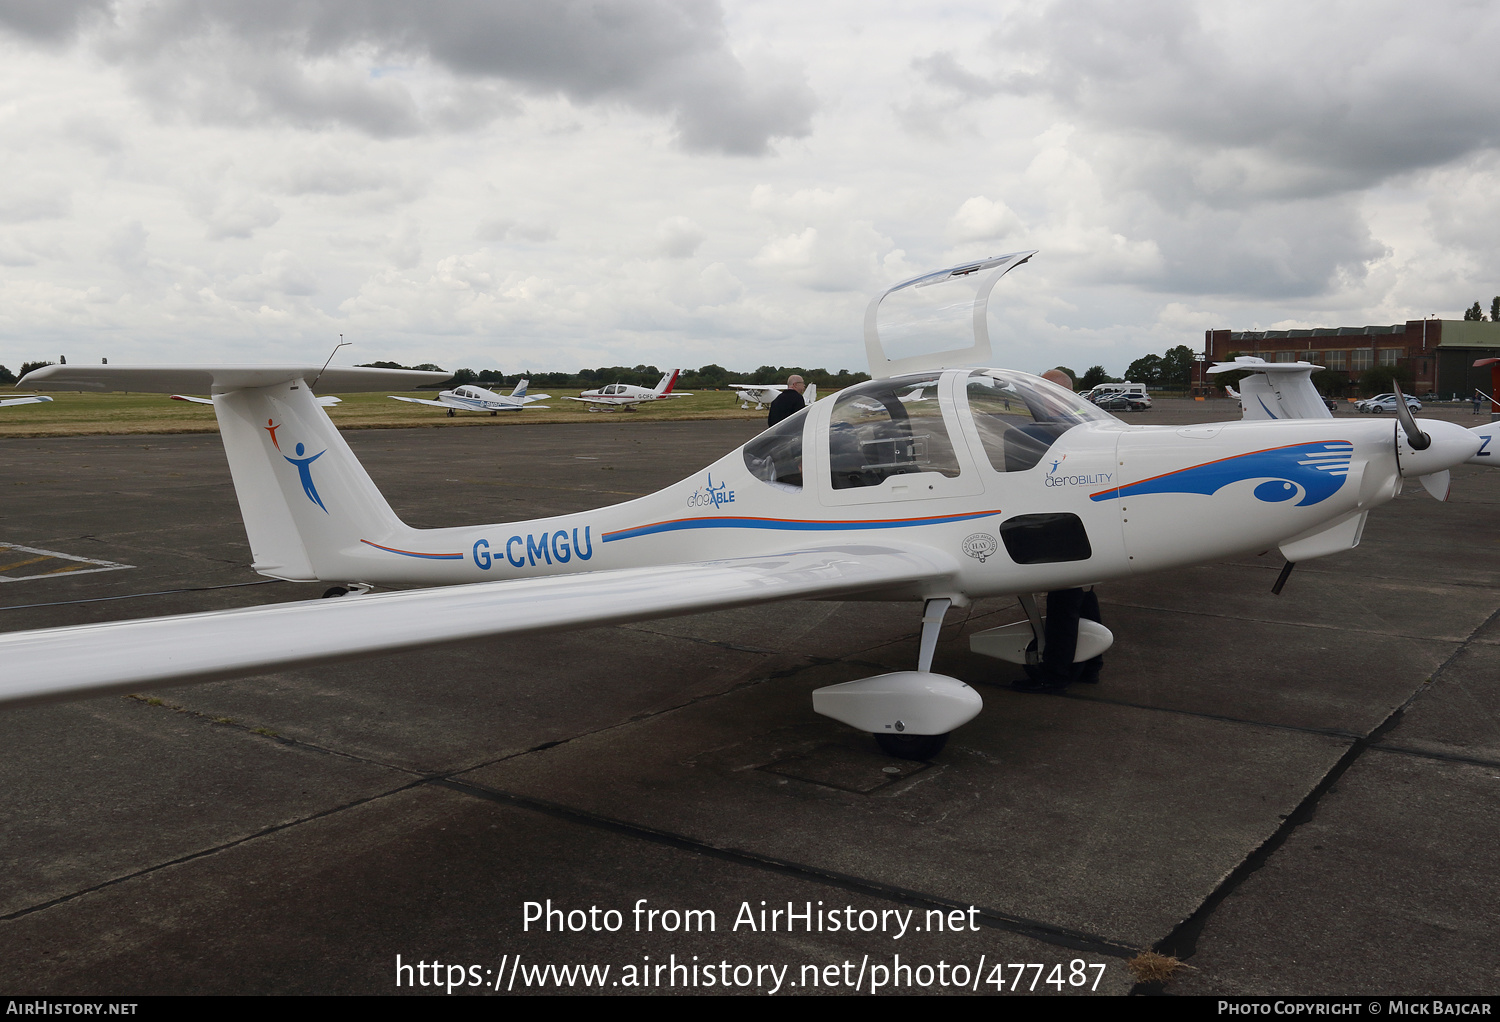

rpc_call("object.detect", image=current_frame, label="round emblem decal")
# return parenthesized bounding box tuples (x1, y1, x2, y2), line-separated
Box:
(961, 533, 998, 563)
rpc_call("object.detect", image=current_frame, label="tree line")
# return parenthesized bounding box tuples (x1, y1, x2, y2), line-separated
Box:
(1462, 297, 1500, 321)
(359, 362, 872, 391)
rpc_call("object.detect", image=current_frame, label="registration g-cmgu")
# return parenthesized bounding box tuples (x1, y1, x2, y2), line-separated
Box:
(474, 528, 595, 569)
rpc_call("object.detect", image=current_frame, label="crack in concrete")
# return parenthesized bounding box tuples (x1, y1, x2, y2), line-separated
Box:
(0, 779, 429, 923)
(431, 775, 1141, 961)
(1142, 603, 1500, 991)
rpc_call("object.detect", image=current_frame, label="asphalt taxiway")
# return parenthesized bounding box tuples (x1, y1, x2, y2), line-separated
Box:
(1, 405, 1497, 995)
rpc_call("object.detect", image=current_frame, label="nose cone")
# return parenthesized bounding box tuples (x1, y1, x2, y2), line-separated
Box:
(1399, 419, 1482, 477)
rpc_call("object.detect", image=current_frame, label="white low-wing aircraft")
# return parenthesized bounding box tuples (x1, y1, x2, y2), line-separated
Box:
(388, 379, 549, 416)
(564, 369, 691, 411)
(729, 382, 817, 410)
(1, 394, 53, 407)
(5, 252, 1498, 760)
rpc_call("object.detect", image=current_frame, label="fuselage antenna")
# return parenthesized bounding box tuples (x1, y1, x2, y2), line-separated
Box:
(312, 335, 351, 391)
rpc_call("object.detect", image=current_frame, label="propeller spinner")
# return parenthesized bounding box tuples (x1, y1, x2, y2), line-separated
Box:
(1387, 379, 1480, 500)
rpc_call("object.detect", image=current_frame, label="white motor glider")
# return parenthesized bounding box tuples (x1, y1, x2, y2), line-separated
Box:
(389, 379, 549, 416)
(564, 370, 691, 411)
(729, 382, 817, 410)
(1, 394, 53, 407)
(6, 252, 1497, 760)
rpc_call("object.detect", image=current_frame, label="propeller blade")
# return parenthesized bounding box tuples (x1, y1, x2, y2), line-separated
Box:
(1419, 470, 1451, 501)
(1390, 379, 1430, 450)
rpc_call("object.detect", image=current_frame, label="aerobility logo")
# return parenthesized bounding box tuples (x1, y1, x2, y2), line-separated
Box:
(266, 419, 328, 513)
(1044, 453, 1113, 488)
(1090, 440, 1354, 507)
(686, 473, 735, 509)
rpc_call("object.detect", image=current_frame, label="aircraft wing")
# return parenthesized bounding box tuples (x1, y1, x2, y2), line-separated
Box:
(0, 395, 52, 407)
(178, 394, 341, 406)
(22, 364, 450, 393)
(0, 543, 956, 708)
(389, 396, 453, 408)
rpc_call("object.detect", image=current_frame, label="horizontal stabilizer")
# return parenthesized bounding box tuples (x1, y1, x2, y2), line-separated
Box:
(21, 364, 449, 393)
(0, 544, 956, 707)
(1208, 357, 1330, 420)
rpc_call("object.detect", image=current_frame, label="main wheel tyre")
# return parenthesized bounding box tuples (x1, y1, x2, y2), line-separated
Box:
(874, 732, 949, 760)
(322, 586, 349, 598)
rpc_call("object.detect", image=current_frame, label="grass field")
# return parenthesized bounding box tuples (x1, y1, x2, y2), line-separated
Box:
(0, 389, 778, 438)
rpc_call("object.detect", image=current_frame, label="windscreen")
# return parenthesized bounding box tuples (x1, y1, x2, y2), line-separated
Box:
(964, 369, 1114, 472)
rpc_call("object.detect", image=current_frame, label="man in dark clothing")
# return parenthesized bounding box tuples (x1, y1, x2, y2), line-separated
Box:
(1013, 368, 1105, 692)
(766, 375, 807, 426)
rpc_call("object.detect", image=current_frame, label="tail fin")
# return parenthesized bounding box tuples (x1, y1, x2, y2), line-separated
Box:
(1207, 357, 1329, 420)
(804, 382, 817, 406)
(655, 369, 681, 396)
(511, 379, 529, 399)
(215, 382, 417, 579)
(19, 363, 448, 582)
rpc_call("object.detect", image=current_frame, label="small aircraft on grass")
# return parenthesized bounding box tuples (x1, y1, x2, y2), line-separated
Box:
(388, 379, 549, 416)
(564, 370, 690, 411)
(5, 253, 1497, 760)
(729, 382, 817, 410)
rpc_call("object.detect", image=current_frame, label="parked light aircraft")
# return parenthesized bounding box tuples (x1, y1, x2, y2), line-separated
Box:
(564, 370, 691, 411)
(6, 253, 1498, 760)
(1, 395, 52, 407)
(729, 382, 817, 410)
(389, 380, 549, 416)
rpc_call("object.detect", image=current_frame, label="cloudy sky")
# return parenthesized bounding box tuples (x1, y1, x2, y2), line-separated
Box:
(2, 0, 1499, 377)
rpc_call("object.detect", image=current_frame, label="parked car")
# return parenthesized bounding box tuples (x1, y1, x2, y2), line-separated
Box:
(1092, 392, 1152, 412)
(1356, 393, 1421, 414)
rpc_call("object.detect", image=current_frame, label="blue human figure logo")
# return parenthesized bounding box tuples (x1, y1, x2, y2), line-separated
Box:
(284, 441, 328, 513)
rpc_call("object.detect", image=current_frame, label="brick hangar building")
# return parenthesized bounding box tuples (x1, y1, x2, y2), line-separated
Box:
(1200, 319, 1500, 399)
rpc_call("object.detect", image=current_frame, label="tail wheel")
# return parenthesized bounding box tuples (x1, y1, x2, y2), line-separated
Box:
(874, 732, 949, 760)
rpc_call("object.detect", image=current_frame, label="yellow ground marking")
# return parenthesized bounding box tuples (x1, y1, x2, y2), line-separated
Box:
(0, 555, 53, 573)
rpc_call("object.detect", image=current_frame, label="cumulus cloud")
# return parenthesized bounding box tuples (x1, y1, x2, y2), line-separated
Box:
(186, 188, 282, 240)
(0, 0, 108, 43)
(4, 0, 816, 153)
(956, 0, 1500, 200)
(475, 217, 557, 244)
(900, 0, 1500, 299)
(654, 215, 704, 258)
(946, 196, 1022, 244)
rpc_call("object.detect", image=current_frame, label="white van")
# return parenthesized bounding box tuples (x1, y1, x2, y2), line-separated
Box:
(1085, 382, 1152, 410)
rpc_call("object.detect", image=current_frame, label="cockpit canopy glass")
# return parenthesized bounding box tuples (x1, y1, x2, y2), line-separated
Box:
(964, 369, 1115, 472)
(742, 406, 807, 490)
(828, 373, 961, 490)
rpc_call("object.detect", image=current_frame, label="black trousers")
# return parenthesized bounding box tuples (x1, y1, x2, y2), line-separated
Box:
(1042, 587, 1103, 683)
